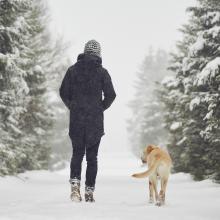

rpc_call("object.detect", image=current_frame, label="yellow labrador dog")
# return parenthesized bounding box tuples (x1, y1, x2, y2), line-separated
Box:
(132, 144, 172, 206)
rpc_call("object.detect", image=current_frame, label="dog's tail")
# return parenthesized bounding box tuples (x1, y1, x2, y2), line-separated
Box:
(132, 159, 161, 178)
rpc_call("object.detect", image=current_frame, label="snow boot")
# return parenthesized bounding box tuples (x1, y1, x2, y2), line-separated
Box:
(85, 186, 95, 203)
(69, 178, 82, 202)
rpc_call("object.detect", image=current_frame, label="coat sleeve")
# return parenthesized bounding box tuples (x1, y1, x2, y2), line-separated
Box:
(59, 68, 72, 110)
(102, 70, 116, 111)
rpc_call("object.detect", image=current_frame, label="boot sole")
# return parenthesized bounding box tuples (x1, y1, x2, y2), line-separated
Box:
(71, 198, 82, 202)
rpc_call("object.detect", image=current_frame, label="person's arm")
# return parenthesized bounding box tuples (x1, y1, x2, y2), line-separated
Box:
(59, 68, 72, 110)
(102, 70, 116, 111)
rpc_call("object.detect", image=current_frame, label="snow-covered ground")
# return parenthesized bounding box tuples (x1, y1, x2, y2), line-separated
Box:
(0, 152, 220, 220)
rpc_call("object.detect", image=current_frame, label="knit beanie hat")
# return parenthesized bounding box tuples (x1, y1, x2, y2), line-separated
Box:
(84, 40, 101, 57)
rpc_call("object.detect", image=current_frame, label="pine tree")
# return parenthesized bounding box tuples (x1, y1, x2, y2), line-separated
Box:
(17, 0, 69, 171)
(161, 0, 220, 181)
(0, 0, 32, 174)
(18, 0, 56, 171)
(0, 0, 69, 175)
(128, 49, 170, 156)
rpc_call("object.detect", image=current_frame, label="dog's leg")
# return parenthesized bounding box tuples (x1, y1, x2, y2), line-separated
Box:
(159, 178, 168, 206)
(148, 179, 154, 203)
(151, 176, 159, 205)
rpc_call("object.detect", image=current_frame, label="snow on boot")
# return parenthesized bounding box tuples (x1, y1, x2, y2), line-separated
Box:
(85, 186, 95, 203)
(69, 178, 82, 202)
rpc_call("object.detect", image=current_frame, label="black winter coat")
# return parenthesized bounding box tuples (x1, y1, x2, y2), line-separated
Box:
(59, 53, 116, 147)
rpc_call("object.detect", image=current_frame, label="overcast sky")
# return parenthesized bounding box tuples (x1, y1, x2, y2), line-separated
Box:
(47, 0, 196, 153)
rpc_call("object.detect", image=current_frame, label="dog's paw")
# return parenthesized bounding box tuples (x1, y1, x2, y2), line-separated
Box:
(149, 198, 154, 204)
(155, 201, 162, 207)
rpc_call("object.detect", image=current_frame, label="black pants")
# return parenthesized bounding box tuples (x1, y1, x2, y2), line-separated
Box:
(70, 136, 101, 188)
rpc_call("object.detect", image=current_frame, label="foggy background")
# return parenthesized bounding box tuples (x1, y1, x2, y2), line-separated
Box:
(47, 0, 195, 154)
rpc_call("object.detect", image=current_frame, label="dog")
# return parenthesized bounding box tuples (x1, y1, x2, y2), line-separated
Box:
(132, 144, 172, 206)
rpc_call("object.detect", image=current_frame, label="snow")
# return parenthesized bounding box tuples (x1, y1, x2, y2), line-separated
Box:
(170, 122, 182, 131)
(7, 123, 22, 135)
(189, 32, 205, 56)
(0, 52, 6, 61)
(203, 110, 213, 120)
(205, 12, 220, 25)
(7, 115, 18, 125)
(176, 136, 187, 146)
(34, 127, 46, 135)
(18, 78, 30, 95)
(182, 77, 192, 93)
(206, 26, 220, 39)
(195, 57, 220, 86)
(1, 151, 219, 220)
(161, 75, 178, 88)
(182, 57, 191, 73)
(14, 16, 26, 31)
(33, 65, 43, 73)
(189, 97, 200, 111)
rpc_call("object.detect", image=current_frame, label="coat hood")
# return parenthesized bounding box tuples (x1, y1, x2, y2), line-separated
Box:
(77, 53, 102, 68)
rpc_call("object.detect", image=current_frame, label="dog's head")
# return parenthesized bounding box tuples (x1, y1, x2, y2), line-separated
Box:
(141, 144, 157, 164)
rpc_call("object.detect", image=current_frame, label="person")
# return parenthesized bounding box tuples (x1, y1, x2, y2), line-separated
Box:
(59, 40, 116, 202)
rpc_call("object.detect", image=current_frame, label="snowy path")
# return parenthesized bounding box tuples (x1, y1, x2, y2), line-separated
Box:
(0, 152, 220, 220)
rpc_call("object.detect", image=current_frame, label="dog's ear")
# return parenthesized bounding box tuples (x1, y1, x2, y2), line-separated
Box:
(146, 145, 155, 154)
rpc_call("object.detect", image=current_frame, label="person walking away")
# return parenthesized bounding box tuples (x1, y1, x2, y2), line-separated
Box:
(59, 40, 116, 202)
